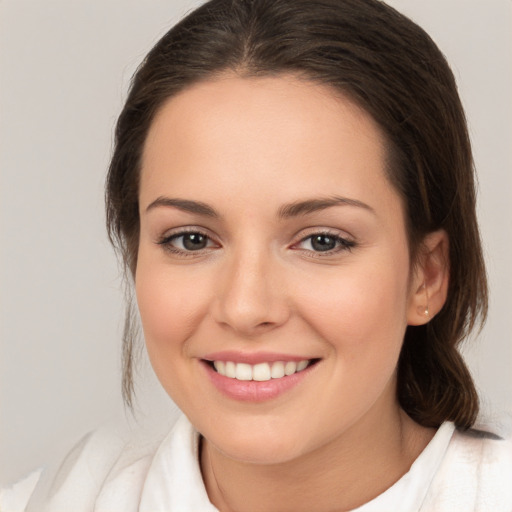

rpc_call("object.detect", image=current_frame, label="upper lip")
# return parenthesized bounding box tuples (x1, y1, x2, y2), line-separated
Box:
(201, 351, 319, 365)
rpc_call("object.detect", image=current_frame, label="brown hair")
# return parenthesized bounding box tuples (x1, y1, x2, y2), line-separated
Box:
(106, 0, 487, 428)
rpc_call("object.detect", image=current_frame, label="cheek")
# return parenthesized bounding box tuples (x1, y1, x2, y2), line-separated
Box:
(135, 256, 210, 362)
(289, 255, 411, 428)
(294, 254, 410, 358)
(135, 258, 216, 407)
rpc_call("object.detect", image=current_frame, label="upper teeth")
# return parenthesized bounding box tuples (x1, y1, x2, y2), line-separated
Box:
(213, 360, 310, 381)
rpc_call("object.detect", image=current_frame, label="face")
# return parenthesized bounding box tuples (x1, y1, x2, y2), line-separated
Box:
(136, 75, 418, 464)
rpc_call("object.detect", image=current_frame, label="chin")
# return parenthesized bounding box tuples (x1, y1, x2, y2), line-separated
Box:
(198, 415, 318, 465)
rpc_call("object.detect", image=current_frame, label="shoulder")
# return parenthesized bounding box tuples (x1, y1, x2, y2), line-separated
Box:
(449, 425, 512, 480)
(0, 470, 41, 512)
(423, 418, 512, 511)
(0, 416, 178, 512)
(452, 414, 512, 477)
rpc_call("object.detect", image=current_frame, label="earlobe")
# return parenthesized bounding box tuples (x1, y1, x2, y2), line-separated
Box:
(416, 283, 430, 319)
(407, 230, 450, 326)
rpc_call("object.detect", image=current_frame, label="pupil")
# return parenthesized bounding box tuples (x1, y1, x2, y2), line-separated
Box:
(183, 233, 207, 250)
(311, 235, 336, 251)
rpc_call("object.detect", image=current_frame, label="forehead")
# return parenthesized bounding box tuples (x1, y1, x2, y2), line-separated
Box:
(140, 74, 398, 218)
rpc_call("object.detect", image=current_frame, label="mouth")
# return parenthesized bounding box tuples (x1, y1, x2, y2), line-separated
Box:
(206, 359, 319, 381)
(200, 352, 321, 401)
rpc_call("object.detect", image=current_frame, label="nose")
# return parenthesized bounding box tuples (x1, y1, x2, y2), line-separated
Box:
(212, 247, 290, 336)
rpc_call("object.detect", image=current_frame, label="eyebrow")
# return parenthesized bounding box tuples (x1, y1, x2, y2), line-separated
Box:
(278, 196, 375, 218)
(145, 195, 375, 218)
(145, 197, 218, 217)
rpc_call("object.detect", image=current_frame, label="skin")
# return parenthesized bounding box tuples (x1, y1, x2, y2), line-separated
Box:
(136, 75, 449, 511)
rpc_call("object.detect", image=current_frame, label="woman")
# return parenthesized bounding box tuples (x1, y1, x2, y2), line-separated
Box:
(2, 0, 511, 510)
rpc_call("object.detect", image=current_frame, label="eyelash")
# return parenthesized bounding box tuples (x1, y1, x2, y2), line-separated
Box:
(292, 231, 356, 256)
(157, 228, 216, 257)
(156, 229, 356, 257)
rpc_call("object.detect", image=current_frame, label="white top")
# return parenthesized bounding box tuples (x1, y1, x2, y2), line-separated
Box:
(2, 413, 511, 512)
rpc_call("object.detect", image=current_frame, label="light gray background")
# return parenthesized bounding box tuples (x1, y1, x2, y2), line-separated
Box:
(1, 0, 511, 484)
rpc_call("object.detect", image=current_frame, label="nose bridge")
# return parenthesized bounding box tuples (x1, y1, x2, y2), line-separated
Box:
(214, 239, 288, 334)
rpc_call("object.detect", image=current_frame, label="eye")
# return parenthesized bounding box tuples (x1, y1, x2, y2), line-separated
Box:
(175, 232, 209, 251)
(295, 232, 355, 254)
(157, 230, 218, 254)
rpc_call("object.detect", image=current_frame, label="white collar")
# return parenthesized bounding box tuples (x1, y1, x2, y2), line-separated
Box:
(351, 422, 455, 511)
(139, 414, 217, 511)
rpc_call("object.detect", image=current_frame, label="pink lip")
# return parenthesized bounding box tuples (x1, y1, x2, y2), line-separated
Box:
(200, 358, 318, 402)
(202, 351, 312, 365)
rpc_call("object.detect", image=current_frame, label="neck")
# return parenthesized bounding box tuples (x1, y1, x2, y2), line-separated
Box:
(200, 401, 435, 512)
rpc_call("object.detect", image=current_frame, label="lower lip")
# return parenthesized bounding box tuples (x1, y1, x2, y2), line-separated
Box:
(202, 361, 316, 402)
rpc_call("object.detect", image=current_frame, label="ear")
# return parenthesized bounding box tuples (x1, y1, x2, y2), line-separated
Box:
(407, 230, 450, 326)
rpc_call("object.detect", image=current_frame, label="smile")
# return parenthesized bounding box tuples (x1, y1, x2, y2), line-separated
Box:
(202, 355, 320, 402)
(212, 360, 311, 381)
